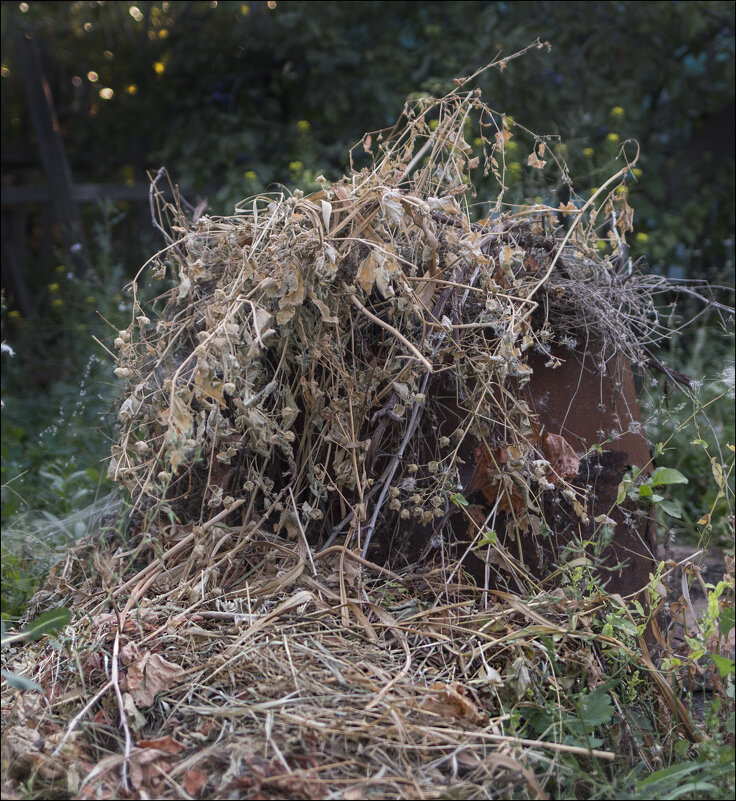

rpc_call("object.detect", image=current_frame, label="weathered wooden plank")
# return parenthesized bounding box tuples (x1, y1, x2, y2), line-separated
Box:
(1, 183, 162, 205)
(13, 32, 89, 274)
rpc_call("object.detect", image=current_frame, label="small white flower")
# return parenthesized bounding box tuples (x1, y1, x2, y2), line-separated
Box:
(1, 343, 15, 357)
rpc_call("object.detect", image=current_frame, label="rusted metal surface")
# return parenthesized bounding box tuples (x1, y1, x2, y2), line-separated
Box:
(457, 345, 657, 597)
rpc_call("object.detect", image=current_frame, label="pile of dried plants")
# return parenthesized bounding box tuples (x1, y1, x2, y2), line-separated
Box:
(2, 47, 717, 800)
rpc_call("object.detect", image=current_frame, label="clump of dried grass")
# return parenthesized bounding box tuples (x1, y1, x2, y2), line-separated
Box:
(2, 47, 707, 800)
(2, 522, 701, 800)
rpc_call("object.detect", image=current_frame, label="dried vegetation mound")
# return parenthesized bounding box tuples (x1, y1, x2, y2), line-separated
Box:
(109, 61, 666, 569)
(2, 52, 706, 801)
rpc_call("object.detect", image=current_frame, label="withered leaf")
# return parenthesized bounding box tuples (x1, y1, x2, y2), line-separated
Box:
(185, 768, 209, 796)
(356, 250, 383, 294)
(542, 432, 580, 483)
(277, 263, 306, 324)
(137, 735, 187, 755)
(527, 151, 546, 170)
(424, 682, 486, 725)
(126, 652, 184, 708)
(494, 128, 513, 145)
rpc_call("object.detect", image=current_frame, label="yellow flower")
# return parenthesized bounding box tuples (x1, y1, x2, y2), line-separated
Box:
(244, 170, 258, 181)
(55, 264, 66, 274)
(7, 310, 21, 319)
(583, 147, 594, 158)
(153, 61, 165, 75)
(610, 106, 625, 119)
(596, 240, 607, 252)
(289, 161, 303, 172)
(635, 232, 649, 244)
(121, 164, 135, 186)
(51, 298, 64, 309)
(158, 28, 169, 39)
(85, 296, 96, 304)
(48, 282, 60, 292)
(606, 132, 620, 144)
(505, 140, 518, 152)
(429, 119, 439, 131)
(296, 119, 310, 132)
(240, 3, 250, 13)
(632, 167, 643, 178)
(126, 84, 138, 95)
(473, 137, 483, 147)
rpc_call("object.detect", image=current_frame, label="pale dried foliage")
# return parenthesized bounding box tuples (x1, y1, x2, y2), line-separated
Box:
(107, 43, 669, 562)
(2, 46, 703, 800)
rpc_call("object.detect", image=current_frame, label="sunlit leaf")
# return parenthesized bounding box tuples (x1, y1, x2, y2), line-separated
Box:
(649, 467, 688, 487)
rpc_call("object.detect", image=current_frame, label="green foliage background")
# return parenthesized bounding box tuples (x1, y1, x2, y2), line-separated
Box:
(2, 1, 734, 273)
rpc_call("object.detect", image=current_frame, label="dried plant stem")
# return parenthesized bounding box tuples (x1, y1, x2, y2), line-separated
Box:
(361, 371, 431, 558)
(345, 284, 433, 372)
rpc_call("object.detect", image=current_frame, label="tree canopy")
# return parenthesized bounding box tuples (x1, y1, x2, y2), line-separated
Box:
(2, 0, 733, 290)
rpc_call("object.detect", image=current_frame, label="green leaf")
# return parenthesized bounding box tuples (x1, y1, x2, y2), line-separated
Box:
(616, 481, 628, 505)
(579, 688, 614, 728)
(636, 761, 706, 794)
(649, 466, 688, 487)
(450, 492, 468, 508)
(666, 781, 717, 799)
(638, 483, 653, 499)
(1, 669, 44, 693)
(718, 605, 735, 636)
(711, 654, 735, 679)
(21, 607, 72, 642)
(658, 498, 683, 518)
(605, 614, 639, 638)
(476, 530, 497, 548)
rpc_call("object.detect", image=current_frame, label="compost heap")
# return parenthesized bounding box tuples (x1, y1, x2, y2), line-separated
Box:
(4, 81, 706, 801)
(109, 91, 662, 578)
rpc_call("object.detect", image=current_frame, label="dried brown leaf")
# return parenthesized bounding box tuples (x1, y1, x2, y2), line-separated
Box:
(542, 432, 580, 482)
(126, 652, 185, 708)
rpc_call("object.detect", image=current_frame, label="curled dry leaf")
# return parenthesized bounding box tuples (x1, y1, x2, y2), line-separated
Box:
(184, 768, 209, 796)
(356, 249, 383, 295)
(125, 652, 185, 708)
(542, 432, 580, 483)
(423, 682, 486, 726)
(137, 735, 187, 755)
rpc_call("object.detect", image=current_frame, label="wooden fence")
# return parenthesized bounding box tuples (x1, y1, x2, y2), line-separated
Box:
(1, 33, 163, 316)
